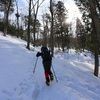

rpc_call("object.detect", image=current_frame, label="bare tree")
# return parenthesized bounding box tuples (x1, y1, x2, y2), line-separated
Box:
(3, 0, 13, 36)
(41, 13, 49, 46)
(50, 0, 54, 56)
(26, 0, 32, 50)
(32, 0, 45, 47)
(15, 0, 20, 37)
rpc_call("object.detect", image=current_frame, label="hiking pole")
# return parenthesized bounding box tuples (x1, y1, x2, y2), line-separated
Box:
(51, 65, 58, 82)
(33, 57, 38, 73)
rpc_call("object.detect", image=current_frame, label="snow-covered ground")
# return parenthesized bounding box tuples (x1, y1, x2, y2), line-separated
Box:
(0, 32, 100, 100)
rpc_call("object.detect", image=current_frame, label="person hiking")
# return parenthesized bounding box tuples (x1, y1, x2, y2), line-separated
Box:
(36, 46, 54, 86)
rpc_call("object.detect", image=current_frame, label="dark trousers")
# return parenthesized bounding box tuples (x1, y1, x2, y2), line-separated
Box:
(43, 61, 53, 81)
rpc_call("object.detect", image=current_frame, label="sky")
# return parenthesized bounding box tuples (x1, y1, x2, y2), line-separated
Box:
(0, 0, 81, 28)
(15, 0, 82, 23)
(0, 32, 100, 100)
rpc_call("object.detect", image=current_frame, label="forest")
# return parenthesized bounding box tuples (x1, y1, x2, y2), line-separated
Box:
(0, 0, 100, 77)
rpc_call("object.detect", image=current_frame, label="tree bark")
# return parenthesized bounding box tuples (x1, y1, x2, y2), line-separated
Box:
(26, 0, 32, 50)
(50, 0, 54, 56)
(89, 0, 99, 77)
(32, 0, 45, 47)
(4, 0, 12, 36)
(15, 0, 20, 37)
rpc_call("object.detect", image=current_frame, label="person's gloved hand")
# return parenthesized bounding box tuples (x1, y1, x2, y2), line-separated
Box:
(36, 52, 40, 57)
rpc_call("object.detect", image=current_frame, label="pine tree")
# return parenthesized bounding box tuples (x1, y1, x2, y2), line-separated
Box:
(76, 18, 86, 52)
(54, 1, 68, 51)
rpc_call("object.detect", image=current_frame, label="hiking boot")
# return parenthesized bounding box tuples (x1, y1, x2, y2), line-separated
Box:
(46, 78, 50, 86)
(50, 74, 54, 81)
(46, 81, 50, 86)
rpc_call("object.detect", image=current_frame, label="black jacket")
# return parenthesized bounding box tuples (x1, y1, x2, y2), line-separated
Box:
(36, 51, 52, 62)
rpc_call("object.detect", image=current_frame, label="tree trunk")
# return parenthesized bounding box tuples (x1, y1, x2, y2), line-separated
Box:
(33, 15, 36, 47)
(4, 0, 12, 36)
(92, 20, 99, 77)
(15, 0, 20, 37)
(50, 0, 54, 56)
(94, 41, 99, 77)
(89, 0, 99, 77)
(89, 0, 100, 44)
(26, 0, 31, 50)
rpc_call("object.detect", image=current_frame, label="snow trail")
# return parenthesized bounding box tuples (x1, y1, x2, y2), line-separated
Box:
(0, 33, 100, 100)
